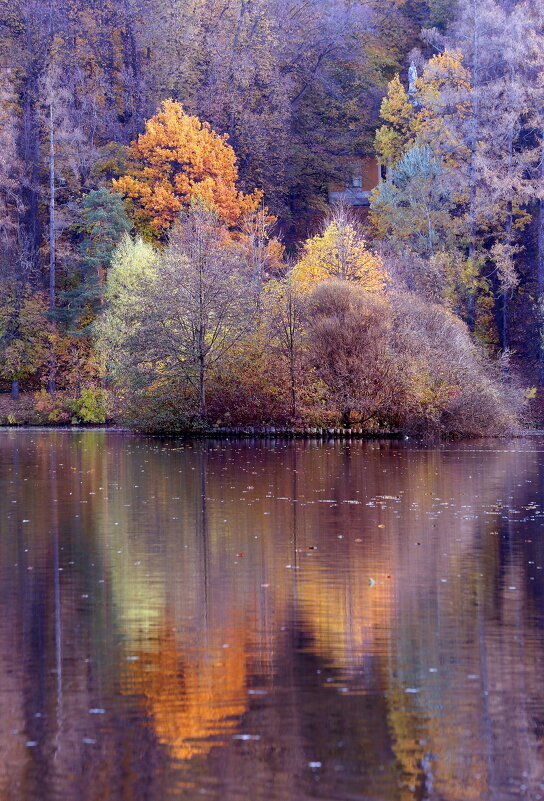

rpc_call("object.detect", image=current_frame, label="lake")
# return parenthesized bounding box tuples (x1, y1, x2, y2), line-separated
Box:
(0, 429, 543, 801)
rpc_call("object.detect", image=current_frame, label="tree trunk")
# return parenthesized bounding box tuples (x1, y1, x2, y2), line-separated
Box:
(501, 207, 512, 353)
(199, 354, 206, 421)
(11, 380, 19, 400)
(498, 286, 509, 351)
(490, 269, 506, 352)
(501, 88, 515, 354)
(21, 93, 41, 267)
(198, 245, 206, 420)
(288, 287, 297, 420)
(497, 197, 513, 353)
(502, 295, 509, 351)
(47, 101, 56, 395)
(539, 195, 544, 301)
(466, 248, 476, 331)
(121, 0, 144, 141)
(20, 21, 42, 270)
(538, 136, 544, 375)
(466, 0, 480, 332)
(289, 353, 297, 420)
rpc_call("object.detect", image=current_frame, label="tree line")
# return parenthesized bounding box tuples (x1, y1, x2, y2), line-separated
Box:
(0, 0, 538, 434)
(373, 0, 544, 363)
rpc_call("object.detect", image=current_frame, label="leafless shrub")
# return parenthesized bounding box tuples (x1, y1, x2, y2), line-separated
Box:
(390, 292, 524, 436)
(306, 281, 401, 427)
(305, 282, 525, 435)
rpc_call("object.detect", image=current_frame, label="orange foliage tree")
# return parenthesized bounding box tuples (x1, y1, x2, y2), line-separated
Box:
(113, 100, 262, 237)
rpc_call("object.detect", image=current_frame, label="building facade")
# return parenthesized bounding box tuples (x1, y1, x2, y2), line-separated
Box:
(328, 156, 382, 207)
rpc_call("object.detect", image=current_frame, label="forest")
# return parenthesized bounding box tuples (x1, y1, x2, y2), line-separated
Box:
(0, 0, 542, 436)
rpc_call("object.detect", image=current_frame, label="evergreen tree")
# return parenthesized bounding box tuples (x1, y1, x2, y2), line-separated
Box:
(61, 189, 131, 330)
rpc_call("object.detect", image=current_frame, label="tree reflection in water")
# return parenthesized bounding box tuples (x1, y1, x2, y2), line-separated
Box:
(0, 431, 543, 800)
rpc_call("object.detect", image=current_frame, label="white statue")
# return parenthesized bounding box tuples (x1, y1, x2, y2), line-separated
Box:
(408, 61, 418, 98)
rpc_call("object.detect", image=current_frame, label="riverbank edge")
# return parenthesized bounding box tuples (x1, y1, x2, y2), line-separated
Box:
(0, 423, 542, 439)
(0, 423, 404, 439)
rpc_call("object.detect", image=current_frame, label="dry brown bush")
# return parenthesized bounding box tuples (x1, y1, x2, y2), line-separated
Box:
(305, 282, 524, 436)
(389, 292, 524, 436)
(305, 281, 402, 426)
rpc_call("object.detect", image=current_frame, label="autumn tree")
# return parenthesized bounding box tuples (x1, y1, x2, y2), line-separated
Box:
(237, 208, 284, 284)
(388, 291, 523, 435)
(375, 49, 472, 175)
(262, 274, 307, 419)
(373, 12, 541, 346)
(292, 209, 387, 290)
(371, 145, 452, 257)
(305, 280, 522, 434)
(99, 201, 257, 424)
(375, 74, 415, 168)
(0, 281, 49, 398)
(0, 69, 25, 273)
(113, 100, 262, 238)
(97, 234, 156, 374)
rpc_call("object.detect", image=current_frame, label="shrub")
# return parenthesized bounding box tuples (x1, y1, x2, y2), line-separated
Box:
(304, 282, 524, 436)
(306, 281, 401, 427)
(66, 388, 110, 424)
(117, 383, 200, 433)
(33, 390, 71, 424)
(389, 292, 524, 436)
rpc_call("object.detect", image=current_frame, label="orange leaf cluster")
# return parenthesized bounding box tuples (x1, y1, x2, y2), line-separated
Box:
(113, 100, 262, 236)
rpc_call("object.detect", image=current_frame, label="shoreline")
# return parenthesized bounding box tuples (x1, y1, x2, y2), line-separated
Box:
(0, 424, 403, 439)
(0, 425, 543, 440)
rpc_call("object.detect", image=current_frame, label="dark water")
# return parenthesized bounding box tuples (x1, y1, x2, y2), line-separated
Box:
(1, 431, 544, 801)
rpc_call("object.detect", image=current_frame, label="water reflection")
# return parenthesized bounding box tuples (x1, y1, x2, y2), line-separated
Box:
(0, 431, 544, 800)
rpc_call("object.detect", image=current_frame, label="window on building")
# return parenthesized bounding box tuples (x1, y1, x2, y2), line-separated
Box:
(351, 163, 363, 188)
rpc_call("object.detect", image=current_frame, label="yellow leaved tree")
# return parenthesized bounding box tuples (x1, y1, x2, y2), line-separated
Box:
(375, 50, 472, 170)
(291, 211, 387, 291)
(375, 74, 416, 167)
(412, 50, 472, 169)
(113, 100, 262, 238)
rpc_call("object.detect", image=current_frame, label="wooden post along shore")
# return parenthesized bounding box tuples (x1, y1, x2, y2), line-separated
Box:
(197, 427, 402, 440)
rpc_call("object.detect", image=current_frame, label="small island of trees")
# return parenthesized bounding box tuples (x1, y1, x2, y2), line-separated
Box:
(0, 0, 542, 437)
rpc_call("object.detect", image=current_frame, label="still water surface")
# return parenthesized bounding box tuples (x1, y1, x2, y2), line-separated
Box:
(1, 430, 544, 800)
